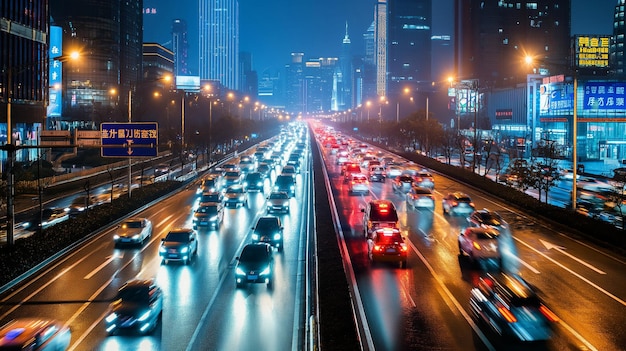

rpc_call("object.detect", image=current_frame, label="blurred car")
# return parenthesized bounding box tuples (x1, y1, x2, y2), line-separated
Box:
(286, 159, 301, 173)
(199, 190, 224, 204)
(243, 172, 265, 192)
(193, 202, 224, 230)
(224, 185, 248, 207)
(224, 170, 243, 187)
(413, 171, 435, 189)
(256, 163, 272, 179)
(266, 191, 290, 214)
(368, 165, 386, 182)
(458, 227, 501, 263)
(392, 174, 414, 194)
(28, 207, 68, 230)
(113, 218, 153, 245)
(222, 163, 238, 171)
(342, 162, 362, 180)
(0, 318, 71, 351)
(336, 151, 350, 165)
(65, 195, 102, 218)
(251, 216, 284, 251)
(468, 208, 509, 234)
(235, 243, 274, 288)
(386, 165, 404, 178)
(197, 176, 221, 195)
(469, 273, 558, 342)
(154, 163, 170, 175)
(348, 173, 370, 195)
(442, 192, 476, 216)
(361, 199, 399, 238)
(238, 157, 256, 173)
(133, 175, 155, 187)
(281, 165, 298, 182)
(159, 228, 198, 264)
(209, 167, 225, 178)
(273, 174, 296, 197)
(367, 227, 408, 268)
(406, 186, 435, 210)
(105, 279, 163, 335)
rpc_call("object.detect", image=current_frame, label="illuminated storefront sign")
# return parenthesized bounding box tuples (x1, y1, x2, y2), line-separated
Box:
(48, 26, 63, 117)
(574, 35, 610, 69)
(495, 109, 513, 120)
(583, 82, 626, 110)
(539, 82, 573, 116)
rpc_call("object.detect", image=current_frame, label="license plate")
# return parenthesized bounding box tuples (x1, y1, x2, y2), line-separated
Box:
(386, 248, 397, 253)
(121, 238, 130, 242)
(168, 254, 178, 258)
(248, 275, 258, 280)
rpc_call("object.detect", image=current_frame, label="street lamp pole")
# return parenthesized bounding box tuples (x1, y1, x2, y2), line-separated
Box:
(572, 76, 578, 211)
(128, 89, 133, 198)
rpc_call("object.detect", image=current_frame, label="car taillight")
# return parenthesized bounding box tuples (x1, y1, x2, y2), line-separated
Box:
(498, 306, 517, 323)
(451, 201, 458, 206)
(400, 243, 408, 251)
(539, 305, 559, 322)
(374, 245, 383, 252)
(473, 242, 482, 250)
(469, 202, 475, 207)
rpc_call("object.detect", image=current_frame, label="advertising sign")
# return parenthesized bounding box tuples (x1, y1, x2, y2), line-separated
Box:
(101, 122, 158, 157)
(175, 75, 200, 91)
(495, 109, 513, 120)
(583, 82, 626, 111)
(48, 26, 63, 118)
(574, 35, 610, 69)
(539, 82, 573, 116)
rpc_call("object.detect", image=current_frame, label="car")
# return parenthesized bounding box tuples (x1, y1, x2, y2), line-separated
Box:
(209, 167, 225, 178)
(361, 199, 399, 238)
(65, 195, 103, 218)
(342, 162, 362, 181)
(159, 228, 198, 264)
(224, 170, 243, 187)
(199, 190, 224, 204)
(222, 163, 238, 171)
(133, 175, 155, 187)
(368, 165, 386, 182)
(256, 162, 273, 179)
(413, 171, 435, 189)
(442, 192, 476, 215)
(251, 216, 284, 251)
(458, 227, 501, 263)
(266, 191, 290, 213)
(105, 279, 163, 335)
(391, 174, 414, 193)
(273, 174, 296, 197)
(281, 165, 298, 182)
(406, 186, 435, 210)
(193, 202, 224, 229)
(28, 207, 68, 230)
(367, 227, 408, 268)
(238, 157, 256, 173)
(467, 208, 509, 234)
(386, 165, 404, 178)
(348, 173, 370, 195)
(0, 318, 71, 350)
(286, 159, 301, 173)
(113, 218, 153, 245)
(469, 273, 558, 342)
(154, 163, 170, 175)
(235, 243, 274, 288)
(197, 176, 221, 195)
(224, 185, 248, 207)
(243, 171, 265, 192)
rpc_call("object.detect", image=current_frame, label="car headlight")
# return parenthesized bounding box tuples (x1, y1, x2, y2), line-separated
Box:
(236, 267, 246, 275)
(209, 216, 218, 221)
(78, 207, 85, 212)
(159, 246, 166, 253)
(113, 235, 120, 240)
(138, 310, 151, 321)
(260, 266, 271, 275)
(257, 182, 263, 186)
(290, 185, 295, 190)
(273, 233, 282, 240)
(283, 201, 289, 207)
(243, 182, 248, 186)
(132, 235, 140, 240)
(180, 247, 189, 254)
(273, 186, 279, 190)
(105, 313, 118, 323)
(252, 234, 259, 240)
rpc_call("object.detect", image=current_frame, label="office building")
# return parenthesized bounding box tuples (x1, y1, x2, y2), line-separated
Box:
(375, 0, 388, 97)
(199, 0, 239, 90)
(172, 19, 190, 77)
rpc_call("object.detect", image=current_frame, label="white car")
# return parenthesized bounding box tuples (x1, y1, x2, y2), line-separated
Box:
(114, 218, 153, 245)
(458, 227, 501, 263)
(348, 173, 370, 195)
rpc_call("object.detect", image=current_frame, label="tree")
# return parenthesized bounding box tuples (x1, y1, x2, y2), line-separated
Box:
(439, 128, 461, 164)
(528, 140, 562, 203)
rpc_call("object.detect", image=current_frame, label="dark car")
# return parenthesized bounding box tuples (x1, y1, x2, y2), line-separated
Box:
(251, 216, 284, 251)
(200, 191, 224, 204)
(196, 176, 221, 195)
(256, 163, 272, 179)
(266, 191, 290, 213)
(224, 170, 243, 187)
(469, 273, 558, 342)
(105, 279, 163, 335)
(361, 199, 399, 238)
(244, 172, 265, 192)
(468, 208, 509, 234)
(442, 192, 476, 216)
(391, 175, 414, 193)
(273, 174, 296, 197)
(193, 202, 224, 230)
(159, 228, 198, 264)
(235, 243, 274, 288)
(28, 207, 68, 230)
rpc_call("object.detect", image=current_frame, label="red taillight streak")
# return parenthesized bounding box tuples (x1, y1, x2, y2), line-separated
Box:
(539, 305, 559, 322)
(498, 306, 517, 323)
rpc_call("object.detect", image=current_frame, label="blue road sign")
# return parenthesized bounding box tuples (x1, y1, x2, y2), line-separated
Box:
(101, 122, 158, 157)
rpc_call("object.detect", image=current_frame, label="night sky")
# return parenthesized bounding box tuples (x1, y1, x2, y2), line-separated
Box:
(142, 0, 616, 78)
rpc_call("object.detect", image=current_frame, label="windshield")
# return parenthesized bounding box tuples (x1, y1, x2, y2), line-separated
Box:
(122, 221, 142, 229)
(255, 218, 280, 231)
(197, 206, 218, 214)
(165, 232, 191, 242)
(240, 245, 269, 262)
(117, 285, 149, 303)
(225, 171, 240, 177)
(227, 187, 243, 194)
(269, 192, 288, 200)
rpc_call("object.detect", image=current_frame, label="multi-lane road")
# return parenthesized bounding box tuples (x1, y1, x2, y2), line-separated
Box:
(316, 131, 626, 351)
(0, 139, 313, 351)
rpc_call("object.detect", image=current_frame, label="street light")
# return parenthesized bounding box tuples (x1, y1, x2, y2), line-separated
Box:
(366, 100, 372, 121)
(525, 55, 578, 210)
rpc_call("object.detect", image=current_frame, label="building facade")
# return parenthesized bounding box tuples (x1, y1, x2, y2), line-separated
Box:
(199, 0, 239, 90)
(375, 0, 388, 97)
(172, 19, 190, 77)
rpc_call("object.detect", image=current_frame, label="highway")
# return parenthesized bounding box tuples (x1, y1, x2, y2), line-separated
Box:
(315, 130, 626, 351)
(0, 137, 313, 351)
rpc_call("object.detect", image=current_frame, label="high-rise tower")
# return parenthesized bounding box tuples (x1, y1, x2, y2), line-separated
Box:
(172, 19, 190, 76)
(340, 22, 353, 110)
(375, 0, 388, 97)
(612, 0, 626, 77)
(199, 0, 239, 90)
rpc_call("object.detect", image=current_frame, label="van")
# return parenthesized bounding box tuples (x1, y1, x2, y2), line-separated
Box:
(361, 199, 399, 238)
(0, 318, 71, 351)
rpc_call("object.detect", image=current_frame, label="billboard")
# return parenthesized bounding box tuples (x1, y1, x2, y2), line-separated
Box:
(539, 82, 573, 116)
(574, 35, 610, 69)
(175, 75, 200, 91)
(583, 82, 626, 111)
(48, 26, 63, 118)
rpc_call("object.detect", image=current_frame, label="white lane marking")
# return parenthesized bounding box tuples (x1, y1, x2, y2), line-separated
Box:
(514, 255, 541, 274)
(65, 276, 114, 327)
(558, 319, 599, 351)
(83, 254, 124, 280)
(404, 239, 496, 351)
(540, 239, 606, 274)
(68, 309, 110, 351)
(515, 237, 625, 306)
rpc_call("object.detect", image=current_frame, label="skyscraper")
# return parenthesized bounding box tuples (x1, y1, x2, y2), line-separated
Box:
(340, 22, 353, 110)
(375, 0, 388, 97)
(612, 0, 626, 77)
(172, 19, 190, 76)
(199, 0, 239, 90)
(387, 0, 432, 95)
